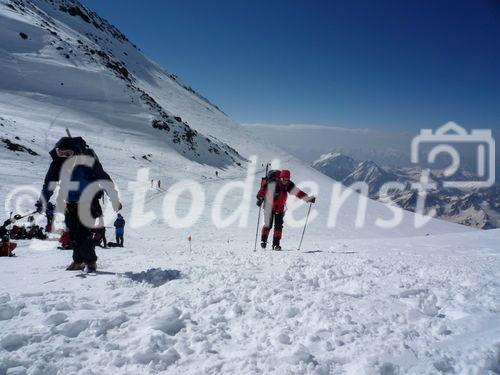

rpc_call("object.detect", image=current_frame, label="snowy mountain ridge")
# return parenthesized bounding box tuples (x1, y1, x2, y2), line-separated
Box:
(1, 0, 245, 167)
(313, 152, 500, 229)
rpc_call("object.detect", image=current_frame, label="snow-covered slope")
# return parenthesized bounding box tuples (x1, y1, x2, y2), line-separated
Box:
(1, 1, 498, 374)
(0, 0, 246, 168)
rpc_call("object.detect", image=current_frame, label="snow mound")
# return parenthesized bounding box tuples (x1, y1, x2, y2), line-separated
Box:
(123, 268, 181, 287)
(150, 306, 185, 336)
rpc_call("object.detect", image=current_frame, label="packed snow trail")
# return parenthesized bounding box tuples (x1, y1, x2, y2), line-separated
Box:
(1, 230, 499, 374)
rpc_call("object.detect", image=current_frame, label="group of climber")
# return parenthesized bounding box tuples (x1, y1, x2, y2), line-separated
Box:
(0, 214, 45, 256)
(2, 137, 126, 263)
(58, 214, 125, 251)
(2, 134, 316, 266)
(0, 136, 126, 269)
(9, 216, 47, 241)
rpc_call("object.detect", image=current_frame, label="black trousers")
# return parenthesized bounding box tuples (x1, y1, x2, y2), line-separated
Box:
(116, 234, 124, 247)
(261, 211, 285, 246)
(65, 203, 97, 263)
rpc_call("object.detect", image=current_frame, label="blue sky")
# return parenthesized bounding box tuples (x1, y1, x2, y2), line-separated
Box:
(81, 0, 500, 131)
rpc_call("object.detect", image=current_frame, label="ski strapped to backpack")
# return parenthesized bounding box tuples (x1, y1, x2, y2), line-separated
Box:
(260, 169, 281, 191)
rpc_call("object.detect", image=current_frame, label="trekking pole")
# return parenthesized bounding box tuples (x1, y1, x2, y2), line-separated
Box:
(65, 128, 72, 137)
(297, 202, 313, 251)
(253, 204, 262, 252)
(253, 162, 269, 252)
(12, 211, 38, 221)
(5, 212, 13, 256)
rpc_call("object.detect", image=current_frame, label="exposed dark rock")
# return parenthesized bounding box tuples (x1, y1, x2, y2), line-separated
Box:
(19, 32, 28, 40)
(152, 120, 170, 132)
(182, 128, 196, 144)
(1, 138, 38, 156)
(106, 61, 129, 80)
(60, 5, 91, 23)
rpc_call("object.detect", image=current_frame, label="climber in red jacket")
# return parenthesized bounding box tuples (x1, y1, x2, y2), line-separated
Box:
(256, 169, 315, 250)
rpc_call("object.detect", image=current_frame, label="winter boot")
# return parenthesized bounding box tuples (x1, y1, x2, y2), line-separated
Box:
(272, 238, 281, 251)
(261, 241, 267, 249)
(66, 262, 84, 271)
(86, 261, 97, 272)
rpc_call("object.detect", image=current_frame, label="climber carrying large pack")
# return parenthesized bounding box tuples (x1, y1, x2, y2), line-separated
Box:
(256, 169, 315, 250)
(35, 136, 122, 271)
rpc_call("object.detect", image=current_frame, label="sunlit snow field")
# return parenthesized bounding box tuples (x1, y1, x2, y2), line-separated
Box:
(1, 1, 499, 374)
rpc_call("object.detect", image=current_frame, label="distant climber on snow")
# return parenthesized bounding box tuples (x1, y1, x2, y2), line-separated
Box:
(256, 169, 315, 250)
(35, 136, 122, 272)
(114, 213, 125, 247)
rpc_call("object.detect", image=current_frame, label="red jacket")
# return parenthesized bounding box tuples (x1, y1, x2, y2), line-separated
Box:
(257, 180, 307, 213)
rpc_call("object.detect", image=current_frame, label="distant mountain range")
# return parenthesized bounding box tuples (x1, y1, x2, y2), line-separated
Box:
(313, 153, 500, 229)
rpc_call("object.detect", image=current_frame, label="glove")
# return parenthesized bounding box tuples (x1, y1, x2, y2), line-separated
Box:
(112, 200, 122, 212)
(256, 198, 264, 207)
(35, 200, 44, 213)
(305, 196, 316, 203)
